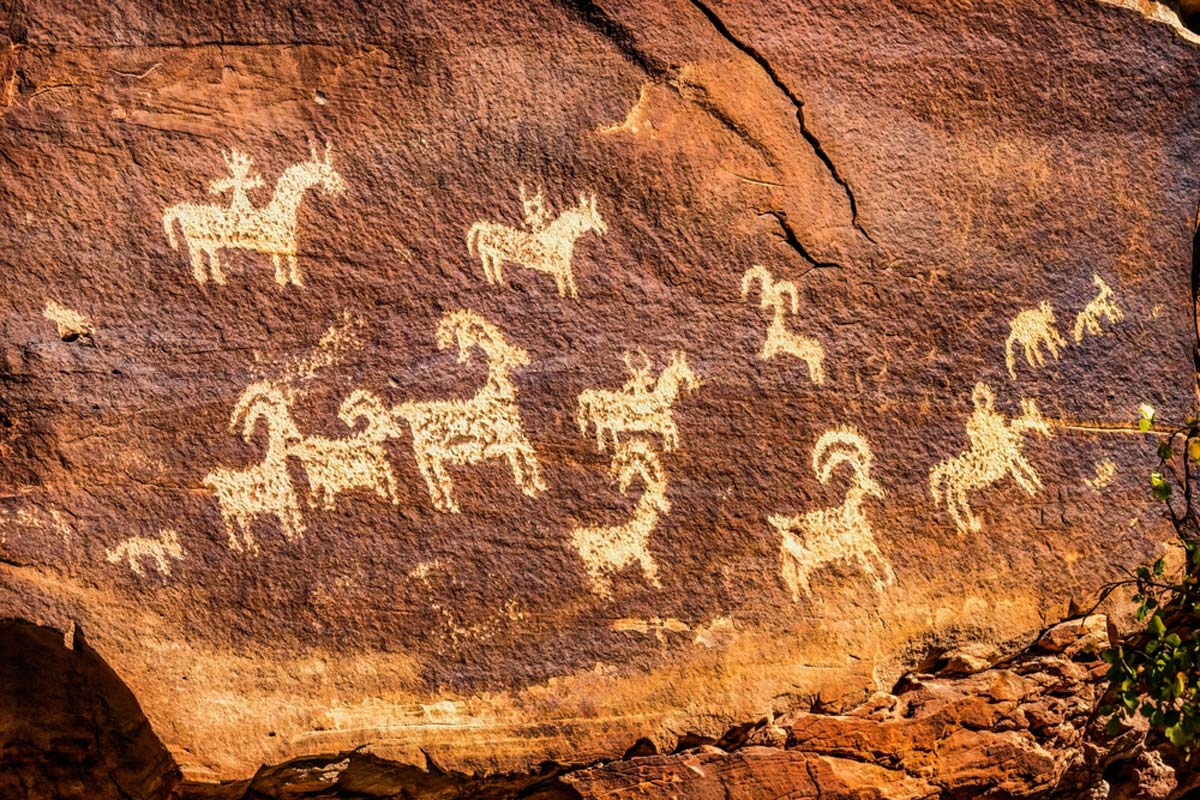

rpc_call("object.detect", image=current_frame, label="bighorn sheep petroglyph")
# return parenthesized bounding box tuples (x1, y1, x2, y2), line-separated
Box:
(768, 428, 892, 598)
(202, 383, 305, 553)
(571, 439, 667, 597)
(288, 389, 403, 511)
(741, 265, 825, 384)
(1073, 274, 1123, 342)
(391, 310, 546, 513)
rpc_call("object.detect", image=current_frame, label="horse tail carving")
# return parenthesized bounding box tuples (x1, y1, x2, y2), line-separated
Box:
(163, 208, 179, 249)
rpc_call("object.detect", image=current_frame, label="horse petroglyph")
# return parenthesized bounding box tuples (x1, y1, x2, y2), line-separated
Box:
(577, 351, 700, 452)
(163, 144, 345, 288)
(391, 310, 546, 513)
(1074, 274, 1124, 342)
(741, 265, 825, 384)
(571, 439, 667, 597)
(929, 382, 1052, 533)
(768, 428, 892, 599)
(105, 529, 185, 577)
(1005, 301, 1067, 379)
(467, 184, 607, 298)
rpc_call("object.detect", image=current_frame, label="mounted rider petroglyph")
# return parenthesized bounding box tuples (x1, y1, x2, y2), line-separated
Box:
(571, 440, 667, 597)
(577, 351, 700, 452)
(1005, 301, 1067, 379)
(1074, 274, 1124, 342)
(391, 310, 546, 513)
(467, 184, 607, 298)
(768, 429, 892, 599)
(741, 265, 825, 384)
(105, 529, 185, 577)
(163, 144, 345, 288)
(929, 382, 1052, 533)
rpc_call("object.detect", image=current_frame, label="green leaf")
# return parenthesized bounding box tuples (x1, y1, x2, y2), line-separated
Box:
(1166, 723, 1189, 747)
(1150, 615, 1167, 637)
(1140, 418, 1153, 433)
(1159, 442, 1174, 460)
(1154, 558, 1166, 576)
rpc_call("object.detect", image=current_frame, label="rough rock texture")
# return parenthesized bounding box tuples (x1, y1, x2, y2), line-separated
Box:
(1, 0, 1199, 795)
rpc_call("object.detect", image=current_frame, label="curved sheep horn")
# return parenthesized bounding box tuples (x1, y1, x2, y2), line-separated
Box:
(772, 281, 801, 316)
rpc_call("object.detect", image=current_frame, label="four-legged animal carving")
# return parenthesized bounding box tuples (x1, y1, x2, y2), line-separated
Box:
(392, 310, 546, 513)
(769, 428, 892, 598)
(577, 351, 699, 452)
(203, 384, 306, 553)
(1005, 301, 1067, 379)
(288, 389, 403, 511)
(163, 143, 345, 288)
(741, 265, 825, 384)
(929, 382, 1052, 533)
(1073, 274, 1123, 342)
(467, 185, 607, 298)
(105, 529, 186, 577)
(571, 440, 668, 597)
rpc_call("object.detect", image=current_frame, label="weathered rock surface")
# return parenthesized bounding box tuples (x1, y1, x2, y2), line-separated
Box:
(1, 0, 1199, 795)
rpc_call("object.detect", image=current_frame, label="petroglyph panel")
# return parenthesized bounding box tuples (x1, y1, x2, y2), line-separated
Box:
(1, 0, 1198, 788)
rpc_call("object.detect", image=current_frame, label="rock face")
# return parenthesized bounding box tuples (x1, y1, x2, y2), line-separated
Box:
(1, 0, 1198, 794)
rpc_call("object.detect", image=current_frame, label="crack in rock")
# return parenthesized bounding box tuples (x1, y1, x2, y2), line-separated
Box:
(686, 0, 876, 246)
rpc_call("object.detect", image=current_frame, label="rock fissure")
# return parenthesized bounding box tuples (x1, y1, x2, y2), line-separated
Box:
(684, 0, 875, 246)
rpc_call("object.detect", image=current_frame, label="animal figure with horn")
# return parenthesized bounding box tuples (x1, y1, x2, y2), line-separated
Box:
(1073, 274, 1123, 342)
(287, 389, 404, 511)
(571, 439, 668, 597)
(392, 310, 546, 513)
(202, 383, 306, 553)
(163, 143, 345, 288)
(467, 184, 607, 298)
(769, 428, 892, 598)
(577, 350, 700, 452)
(741, 265, 825, 384)
(929, 382, 1052, 533)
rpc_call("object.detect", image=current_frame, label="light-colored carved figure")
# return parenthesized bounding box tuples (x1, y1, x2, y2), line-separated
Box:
(163, 144, 345, 288)
(929, 382, 1053, 533)
(577, 351, 700, 452)
(392, 310, 546, 513)
(571, 439, 667, 597)
(202, 384, 305, 553)
(467, 185, 607, 298)
(1004, 300, 1067, 379)
(105, 529, 185, 577)
(42, 300, 93, 342)
(1073, 274, 1124, 342)
(767, 428, 892, 599)
(289, 390, 403, 511)
(741, 265, 825, 384)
